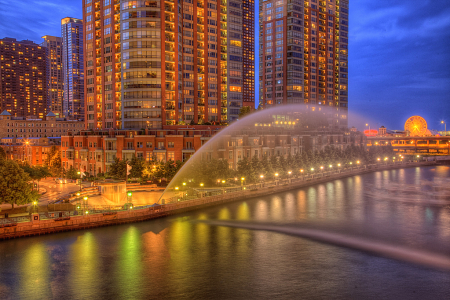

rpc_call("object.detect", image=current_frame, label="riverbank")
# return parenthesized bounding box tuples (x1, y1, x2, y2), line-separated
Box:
(0, 161, 439, 240)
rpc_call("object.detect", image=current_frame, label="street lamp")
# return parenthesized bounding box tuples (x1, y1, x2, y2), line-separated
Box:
(77, 171, 82, 192)
(200, 183, 204, 187)
(83, 196, 88, 215)
(241, 177, 245, 187)
(441, 120, 446, 135)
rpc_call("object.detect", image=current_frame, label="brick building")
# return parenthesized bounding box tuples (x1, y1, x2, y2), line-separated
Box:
(61, 122, 364, 176)
(61, 125, 223, 175)
(0, 137, 61, 166)
(0, 110, 84, 139)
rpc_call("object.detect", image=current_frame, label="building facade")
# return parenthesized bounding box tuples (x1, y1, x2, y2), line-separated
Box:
(82, 0, 255, 130)
(0, 38, 47, 118)
(259, 0, 349, 128)
(0, 110, 84, 139)
(41, 35, 64, 117)
(61, 125, 222, 175)
(62, 17, 85, 120)
(61, 123, 363, 175)
(0, 137, 61, 166)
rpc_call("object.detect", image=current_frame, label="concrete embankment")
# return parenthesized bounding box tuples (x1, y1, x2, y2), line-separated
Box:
(0, 161, 438, 240)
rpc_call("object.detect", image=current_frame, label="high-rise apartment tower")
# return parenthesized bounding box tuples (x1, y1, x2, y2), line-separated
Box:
(83, 0, 254, 130)
(0, 38, 47, 118)
(259, 0, 348, 128)
(62, 17, 85, 120)
(41, 35, 64, 117)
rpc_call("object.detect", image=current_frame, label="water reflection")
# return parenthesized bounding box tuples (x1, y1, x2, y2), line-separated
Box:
(19, 243, 51, 299)
(69, 232, 100, 299)
(0, 166, 449, 299)
(116, 226, 143, 300)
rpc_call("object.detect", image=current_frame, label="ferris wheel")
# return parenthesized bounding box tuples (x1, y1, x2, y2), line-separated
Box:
(404, 116, 428, 136)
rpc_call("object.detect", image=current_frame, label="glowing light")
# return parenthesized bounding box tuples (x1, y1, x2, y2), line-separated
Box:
(175, 187, 179, 190)
(329, 165, 332, 168)
(275, 173, 279, 177)
(182, 182, 186, 186)
(377, 158, 380, 161)
(320, 166, 323, 170)
(200, 183, 204, 187)
(83, 196, 88, 201)
(288, 171, 292, 175)
(241, 177, 245, 181)
(127, 192, 132, 197)
(300, 169, 304, 173)
(311, 168, 314, 171)
(85, 211, 89, 214)
(337, 163, 341, 167)
(260, 175, 264, 178)
(349, 162, 353, 165)
(357, 161, 360, 164)
(221, 180, 226, 183)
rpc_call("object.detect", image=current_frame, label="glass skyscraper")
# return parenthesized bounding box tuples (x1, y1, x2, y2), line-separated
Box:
(62, 17, 84, 120)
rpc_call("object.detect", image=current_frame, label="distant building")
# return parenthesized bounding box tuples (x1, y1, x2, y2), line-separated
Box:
(61, 17, 84, 120)
(0, 110, 84, 139)
(0, 38, 47, 118)
(41, 35, 64, 117)
(0, 136, 61, 166)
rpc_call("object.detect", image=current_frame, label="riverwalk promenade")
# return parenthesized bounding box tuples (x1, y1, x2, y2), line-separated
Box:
(0, 161, 440, 240)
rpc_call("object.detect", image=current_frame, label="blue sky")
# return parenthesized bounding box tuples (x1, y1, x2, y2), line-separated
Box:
(1, 0, 449, 131)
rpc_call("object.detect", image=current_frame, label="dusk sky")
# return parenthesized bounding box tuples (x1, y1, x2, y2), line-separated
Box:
(1, 0, 448, 131)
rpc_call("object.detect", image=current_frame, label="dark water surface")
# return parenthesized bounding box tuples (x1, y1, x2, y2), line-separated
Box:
(1, 166, 450, 300)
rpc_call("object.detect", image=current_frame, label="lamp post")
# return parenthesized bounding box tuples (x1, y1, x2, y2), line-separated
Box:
(260, 174, 264, 187)
(77, 171, 82, 192)
(241, 177, 245, 187)
(441, 120, 446, 136)
(127, 191, 133, 209)
(83, 196, 88, 215)
(366, 123, 370, 135)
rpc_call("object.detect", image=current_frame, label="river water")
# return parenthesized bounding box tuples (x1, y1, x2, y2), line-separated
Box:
(1, 166, 449, 300)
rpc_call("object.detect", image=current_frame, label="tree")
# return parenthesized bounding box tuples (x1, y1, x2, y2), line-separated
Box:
(108, 157, 127, 180)
(66, 166, 79, 180)
(44, 145, 62, 177)
(0, 147, 6, 161)
(238, 106, 252, 119)
(0, 160, 38, 209)
(129, 155, 145, 180)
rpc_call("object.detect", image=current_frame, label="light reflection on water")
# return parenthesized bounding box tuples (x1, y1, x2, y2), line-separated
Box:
(0, 166, 449, 299)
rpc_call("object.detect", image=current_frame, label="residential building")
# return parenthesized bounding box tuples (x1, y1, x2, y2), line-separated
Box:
(82, 0, 255, 130)
(41, 35, 64, 117)
(61, 17, 85, 120)
(0, 38, 47, 118)
(61, 125, 223, 175)
(259, 0, 349, 128)
(61, 121, 363, 175)
(0, 137, 61, 166)
(0, 110, 84, 139)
